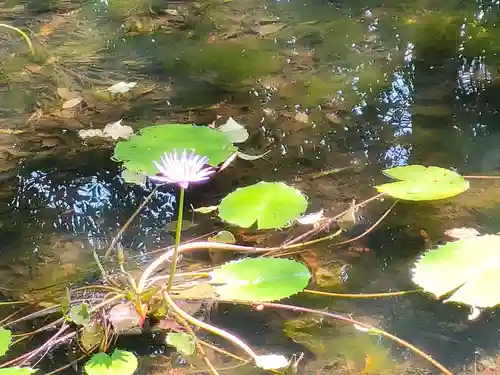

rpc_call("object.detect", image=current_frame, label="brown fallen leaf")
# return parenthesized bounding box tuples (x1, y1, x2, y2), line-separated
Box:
(57, 87, 79, 100)
(295, 111, 309, 123)
(62, 97, 83, 109)
(25, 64, 42, 73)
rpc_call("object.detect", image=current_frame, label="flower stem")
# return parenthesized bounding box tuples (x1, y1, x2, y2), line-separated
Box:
(167, 187, 185, 292)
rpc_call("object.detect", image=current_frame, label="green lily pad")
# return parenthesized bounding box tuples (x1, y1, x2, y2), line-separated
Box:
(412, 234, 500, 307)
(218, 182, 308, 229)
(84, 349, 138, 375)
(375, 165, 469, 201)
(0, 368, 37, 375)
(0, 328, 11, 356)
(68, 303, 91, 327)
(210, 258, 310, 302)
(114, 124, 237, 175)
(208, 230, 236, 244)
(166, 332, 195, 356)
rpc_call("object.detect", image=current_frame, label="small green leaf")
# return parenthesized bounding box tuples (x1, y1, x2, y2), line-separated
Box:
(210, 258, 310, 302)
(218, 182, 308, 229)
(0, 328, 11, 356)
(80, 322, 104, 352)
(166, 332, 196, 355)
(0, 368, 37, 375)
(113, 124, 237, 177)
(412, 234, 500, 307)
(375, 165, 469, 201)
(68, 303, 91, 327)
(208, 230, 236, 244)
(84, 349, 138, 375)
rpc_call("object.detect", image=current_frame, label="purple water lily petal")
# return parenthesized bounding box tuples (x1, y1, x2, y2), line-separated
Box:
(150, 149, 216, 189)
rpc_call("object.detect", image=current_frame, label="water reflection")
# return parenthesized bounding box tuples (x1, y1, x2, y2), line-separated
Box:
(9, 157, 178, 257)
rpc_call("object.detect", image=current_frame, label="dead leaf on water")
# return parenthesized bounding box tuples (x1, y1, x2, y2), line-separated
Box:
(192, 205, 218, 214)
(25, 64, 42, 73)
(237, 150, 270, 161)
(208, 230, 236, 244)
(217, 117, 249, 143)
(253, 22, 286, 36)
(103, 119, 133, 140)
(62, 97, 83, 109)
(295, 111, 309, 123)
(107, 81, 137, 94)
(57, 87, 79, 100)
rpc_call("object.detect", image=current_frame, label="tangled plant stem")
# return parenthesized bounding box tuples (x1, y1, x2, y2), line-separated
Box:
(0, 24, 35, 55)
(260, 302, 453, 375)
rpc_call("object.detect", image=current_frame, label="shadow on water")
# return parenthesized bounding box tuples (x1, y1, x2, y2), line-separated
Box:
(2, 0, 500, 373)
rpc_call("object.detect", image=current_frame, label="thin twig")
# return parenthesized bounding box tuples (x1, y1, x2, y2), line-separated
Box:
(172, 311, 220, 375)
(284, 192, 386, 247)
(104, 187, 157, 258)
(303, 289, 420, 298)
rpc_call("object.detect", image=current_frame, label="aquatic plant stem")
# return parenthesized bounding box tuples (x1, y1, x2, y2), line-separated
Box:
(303, 289, 420, 298)
(163, 291, 260, 363)
(259, 302, 453, 375)
(284, 192, 386, 247)
(0, 24, 35, 55)
(104, 187, 157, 258)
(138, 231, 345, 294)
(172, 310, 220, 375)
(167, 187, 185, 293)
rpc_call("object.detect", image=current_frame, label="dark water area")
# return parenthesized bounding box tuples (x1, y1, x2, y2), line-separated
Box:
(2, 0, 500, 373)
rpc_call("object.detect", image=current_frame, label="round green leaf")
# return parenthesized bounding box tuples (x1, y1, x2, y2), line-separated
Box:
(68, 303, 91, 327)
(0, 328, 11, 357)
(0, 368, 37, 375)
(412, 234, 500, 307)
(218, 182, 308, 229)
(113, 124, 237, 175)
(166, 332, 195, 356)
(84, 349, 138, 375)
(375, 165, 469, 201)
(210, 258, 310, 302)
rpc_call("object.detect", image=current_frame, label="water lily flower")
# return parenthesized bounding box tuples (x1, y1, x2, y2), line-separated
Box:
(150, 149, 215, 189)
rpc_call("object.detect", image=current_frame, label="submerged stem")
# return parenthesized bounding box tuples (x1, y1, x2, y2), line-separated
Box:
(0, 24, 35, 55)
(303, 289, 420, 298)
(104, 187, 157, 258)
(260, 302, 453, 375)
(167, 187, 185, 292)
(163, 291, 258, 362)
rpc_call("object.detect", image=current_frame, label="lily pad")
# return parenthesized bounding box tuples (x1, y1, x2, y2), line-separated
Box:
(0, 328, 11, 356)
(218, 182, 307, 229)
(68, 303, 91, 327)
(166, 332, 195, 355)
(208, 230, 236, 244)
(412, 234, 500, 307)
(84, 349, 138, 375)
(113, 124, 237, 175)
(210, 258, 310, 302)
(0, 369, 37, 375)
(375, 165, 469, 201)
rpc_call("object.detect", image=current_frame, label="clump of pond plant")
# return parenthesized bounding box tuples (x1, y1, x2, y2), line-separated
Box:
(1, 122, 498, 375)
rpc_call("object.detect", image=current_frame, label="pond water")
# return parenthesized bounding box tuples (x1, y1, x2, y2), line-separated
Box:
(2, 0, 500, 373)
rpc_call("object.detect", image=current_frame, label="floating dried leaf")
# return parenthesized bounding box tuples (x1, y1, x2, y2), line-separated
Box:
(107, 82, 137, 94)
(62, 97, 83, 109)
